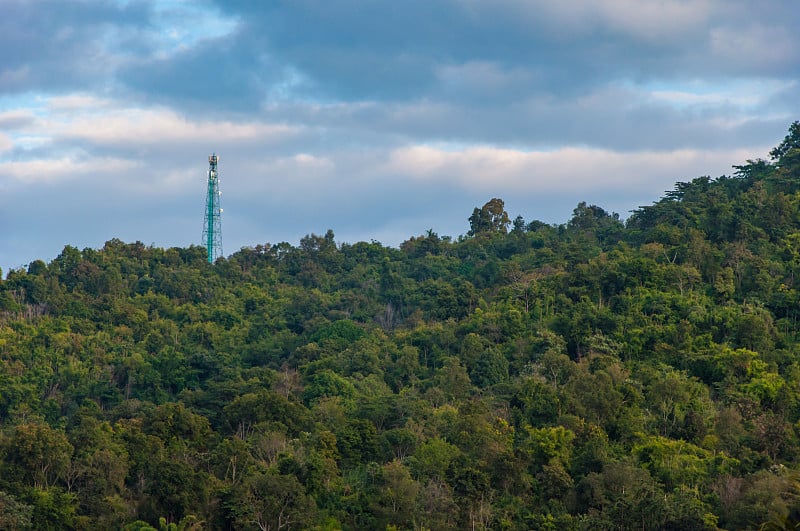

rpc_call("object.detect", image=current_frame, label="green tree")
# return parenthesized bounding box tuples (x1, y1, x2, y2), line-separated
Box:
(411, 438, 461, 481)
(770, 121, 800, 162)
(373, 460, 420, 528)
(0, 491, 33, 529)
(575, 461, 669, 530)
(230, 471, 315, 531)
(4, 422, 73, 489)
(468, 198, 511, 236)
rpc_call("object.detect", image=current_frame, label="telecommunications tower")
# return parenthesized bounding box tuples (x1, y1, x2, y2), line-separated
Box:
(202, 153, 222, 263)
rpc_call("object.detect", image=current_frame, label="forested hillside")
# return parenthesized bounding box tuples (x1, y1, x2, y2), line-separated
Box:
(3, 124, 800, 530)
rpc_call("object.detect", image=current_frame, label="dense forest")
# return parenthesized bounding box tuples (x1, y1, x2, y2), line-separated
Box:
(3, 124, 800, 530)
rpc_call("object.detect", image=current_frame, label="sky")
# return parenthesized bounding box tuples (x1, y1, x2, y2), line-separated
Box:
(2, 0, 799, 275)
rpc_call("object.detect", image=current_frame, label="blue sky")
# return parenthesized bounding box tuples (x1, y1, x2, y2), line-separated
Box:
(2, 0, 799, 274)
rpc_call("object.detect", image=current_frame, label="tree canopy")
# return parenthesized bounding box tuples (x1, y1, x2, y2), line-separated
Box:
(3, 123, 800, 529)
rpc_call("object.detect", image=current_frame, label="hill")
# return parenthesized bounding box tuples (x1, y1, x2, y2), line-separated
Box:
(2, 123, 800, 529)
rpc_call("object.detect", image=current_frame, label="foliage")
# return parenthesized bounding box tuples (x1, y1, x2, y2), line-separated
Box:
(4, 123, 800, 528)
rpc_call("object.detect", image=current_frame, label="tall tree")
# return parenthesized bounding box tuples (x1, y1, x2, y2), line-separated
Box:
(468, 198, 511, 236)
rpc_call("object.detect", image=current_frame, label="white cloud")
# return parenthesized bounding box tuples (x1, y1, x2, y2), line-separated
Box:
(647, 79, 796, 109)
(0, 109, 36, 128)
(56, 107, 298, 146)
(385, 144, 762, 193)
(5, 156, 138, 184)
(47, 94, 114, 111)
(0, 132, 12, 153)
(0, 95, 308, 195)
(3, 94, 302, 153)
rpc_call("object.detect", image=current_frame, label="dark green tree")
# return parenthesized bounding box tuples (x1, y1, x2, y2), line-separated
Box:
(468, 198, 511, 236)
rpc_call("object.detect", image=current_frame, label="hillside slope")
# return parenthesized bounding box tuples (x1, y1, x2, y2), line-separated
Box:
(2, 123, 800, 529)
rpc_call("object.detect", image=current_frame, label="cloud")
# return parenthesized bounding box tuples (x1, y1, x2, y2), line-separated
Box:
(2, 93, 302, 163)
(484, 0, 714, 42)
(47, 94, 114, 111)
(0, 66, 32, 92)
(188, 0, 800, 107)
(238, 153, 337, 199)
(4, 156, 138, 185)
(0, 0, 149, 94)
(57, 107, 297, 147)
(4, 0, 798, 110)
(385, 144, 763, 193)
(0, 132, 13, 153)
(710, 25, 798, 75)
(271, 89, 781, 153)
(2, 0, 800, 275)
(592, 0, 712, 40)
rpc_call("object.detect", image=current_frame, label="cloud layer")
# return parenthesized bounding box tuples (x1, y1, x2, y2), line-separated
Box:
(1, 0, 799, 273)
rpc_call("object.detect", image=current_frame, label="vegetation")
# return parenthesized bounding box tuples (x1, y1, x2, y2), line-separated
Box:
(3, 124, 800, 529)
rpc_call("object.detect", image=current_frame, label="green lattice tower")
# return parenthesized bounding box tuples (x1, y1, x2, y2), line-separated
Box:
(202, 154, 222, 263)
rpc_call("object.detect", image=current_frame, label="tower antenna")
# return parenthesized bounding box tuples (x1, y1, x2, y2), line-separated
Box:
(202, 153, 222, 263)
